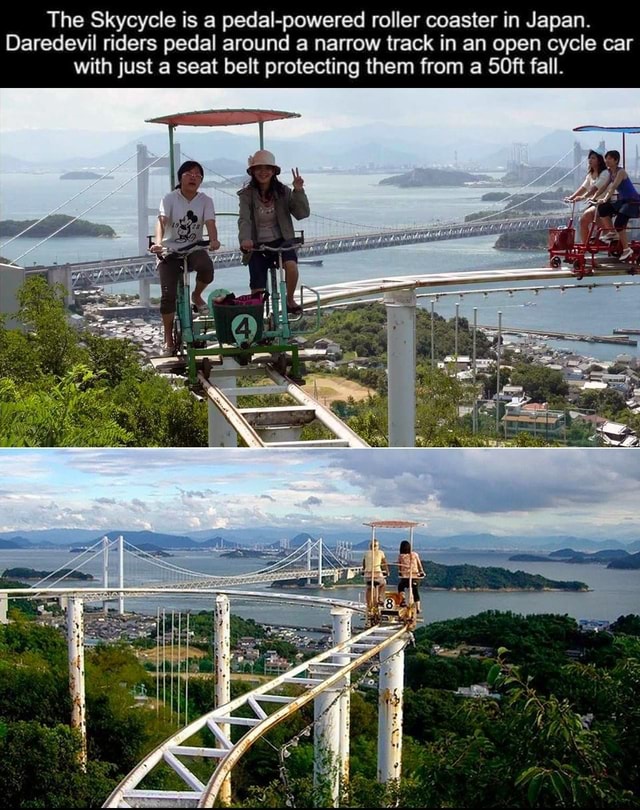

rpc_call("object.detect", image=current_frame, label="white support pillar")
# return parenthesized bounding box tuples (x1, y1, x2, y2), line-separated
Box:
(137, 143, 152, 257)
(67, 596, 87, 767)
(118, 535, 125, 615)
(102, 536, 110, 614)
(0, 591, 8, 624)
(377, 636, 406, 790)
(332, 608, 352, 795)
(306, 539, 313, 585)
(312, 669, 342, 807)
(385, 289, 416, 447)
(207, 357, 240, 447)
(48, 265, 73, 307)
(214, 595, 231, 806)
(317, 538, 323, 586)
(139, 278, 151, 307)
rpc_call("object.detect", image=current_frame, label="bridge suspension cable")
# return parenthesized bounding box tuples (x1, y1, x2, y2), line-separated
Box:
(29, 536, 107, 591)
(495, 145, 576, 202)
(0, 153, 141, 250)
(11, 150, 170, 264)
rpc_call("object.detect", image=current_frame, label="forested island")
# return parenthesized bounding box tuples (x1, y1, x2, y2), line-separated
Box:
(1, 567, 94, 581)
(272, 560, 588, 591)
(379, 167, 493, 187)
(0, 214, 116, 238)
(510, 549, 640, 569)
(494, 231, 547, 250)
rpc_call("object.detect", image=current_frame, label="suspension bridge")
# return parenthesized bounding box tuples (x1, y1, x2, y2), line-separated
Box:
(23, 214, 568, 293)
(12, 535, 361, 599)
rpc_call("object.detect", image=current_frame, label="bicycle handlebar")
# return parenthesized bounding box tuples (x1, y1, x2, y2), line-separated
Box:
(244, 238, 304, 255)
(151, 239, 212, 259)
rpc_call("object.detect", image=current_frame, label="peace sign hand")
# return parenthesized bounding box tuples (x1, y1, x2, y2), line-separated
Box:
(292, 167, 304, 191)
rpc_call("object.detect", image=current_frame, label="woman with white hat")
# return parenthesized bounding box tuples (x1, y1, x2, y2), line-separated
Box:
(238, 149, 310, 314)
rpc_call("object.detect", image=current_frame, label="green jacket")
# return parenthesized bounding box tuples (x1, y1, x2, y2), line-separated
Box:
(237, 184, 310, 245)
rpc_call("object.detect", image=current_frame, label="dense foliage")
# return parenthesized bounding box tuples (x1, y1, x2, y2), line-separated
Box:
(0, 277, 208, 446)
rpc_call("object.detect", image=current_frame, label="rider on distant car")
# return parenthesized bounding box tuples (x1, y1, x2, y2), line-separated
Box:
(596, 150, 640, 262)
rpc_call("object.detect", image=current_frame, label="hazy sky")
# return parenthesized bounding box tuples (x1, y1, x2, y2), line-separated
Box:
(1, 448, 638, 541)
(1, 87, 637, 140)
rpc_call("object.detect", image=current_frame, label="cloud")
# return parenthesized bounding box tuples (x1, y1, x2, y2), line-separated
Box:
(295, 496, 323, 511)
(178, 488, 217, 499)
(1, 88, 635, 141)
(130, 498, 149, 513)
(335, 450, 640, 515)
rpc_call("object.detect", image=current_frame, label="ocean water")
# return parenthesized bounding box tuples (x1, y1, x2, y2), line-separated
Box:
(1, 171, 638, 362)
(2, 548, 638, 627)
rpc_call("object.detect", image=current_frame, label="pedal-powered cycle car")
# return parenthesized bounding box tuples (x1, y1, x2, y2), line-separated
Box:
(549, 124, 640, 279)
(147, 108, 321, 384)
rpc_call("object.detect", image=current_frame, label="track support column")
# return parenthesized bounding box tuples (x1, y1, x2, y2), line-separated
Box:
(207, 357, 240, 447)
(312, 670, 342, 807)
(332, 607, 352, 795)
(377, 635, 406, 795)
(67, 596, 87, 768)
(385, 289, 416, 447)
(215, 595, 232, 805)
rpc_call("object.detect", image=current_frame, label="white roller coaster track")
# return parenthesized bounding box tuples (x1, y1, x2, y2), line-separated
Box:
(103, 621, 409, 808)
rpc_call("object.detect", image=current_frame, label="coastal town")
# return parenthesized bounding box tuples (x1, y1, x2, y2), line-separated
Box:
(77, 287, 640, 447)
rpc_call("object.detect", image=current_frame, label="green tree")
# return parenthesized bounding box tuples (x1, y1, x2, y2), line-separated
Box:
(0, 721, 116, 808)
(17, 276, 83, 378)
(509, 363, 569, 402)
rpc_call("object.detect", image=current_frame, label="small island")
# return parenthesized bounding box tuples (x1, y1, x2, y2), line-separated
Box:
(0, 214, 116, 238)
(379, 168, 494, 188)
(60, 171, 114, 180)
(1, 567, 94, 581)
(222, 549, 284, 559)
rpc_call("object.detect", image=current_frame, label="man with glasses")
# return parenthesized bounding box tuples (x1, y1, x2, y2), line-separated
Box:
(150, 160, 220, 356)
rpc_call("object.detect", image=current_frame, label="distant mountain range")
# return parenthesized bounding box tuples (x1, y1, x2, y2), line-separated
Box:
(0, 125, 610, 175)
(0, 529, 637, 554)
(510, 548, 640, 569)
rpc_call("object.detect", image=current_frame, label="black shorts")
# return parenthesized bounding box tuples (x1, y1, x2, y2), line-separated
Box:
(249, 239, 298, 290)
(598, 200, 640, 230)
(398, 578, 420, 603)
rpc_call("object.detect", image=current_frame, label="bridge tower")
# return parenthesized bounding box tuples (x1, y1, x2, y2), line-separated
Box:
(573, 137, 607, 185)
(136, 143, 181, 306)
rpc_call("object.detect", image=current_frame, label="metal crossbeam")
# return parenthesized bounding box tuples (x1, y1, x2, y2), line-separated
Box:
(199, 364, 370, 448)
(103, 623, 408, 808)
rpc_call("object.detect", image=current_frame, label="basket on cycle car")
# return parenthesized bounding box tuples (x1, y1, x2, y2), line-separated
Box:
(212, 293, 265, 346)
(548, 225, 575, 251)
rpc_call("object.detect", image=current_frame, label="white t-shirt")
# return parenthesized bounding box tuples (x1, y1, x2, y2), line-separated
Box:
(159, 189, 216, 252)
(583, 170, 609, 199)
